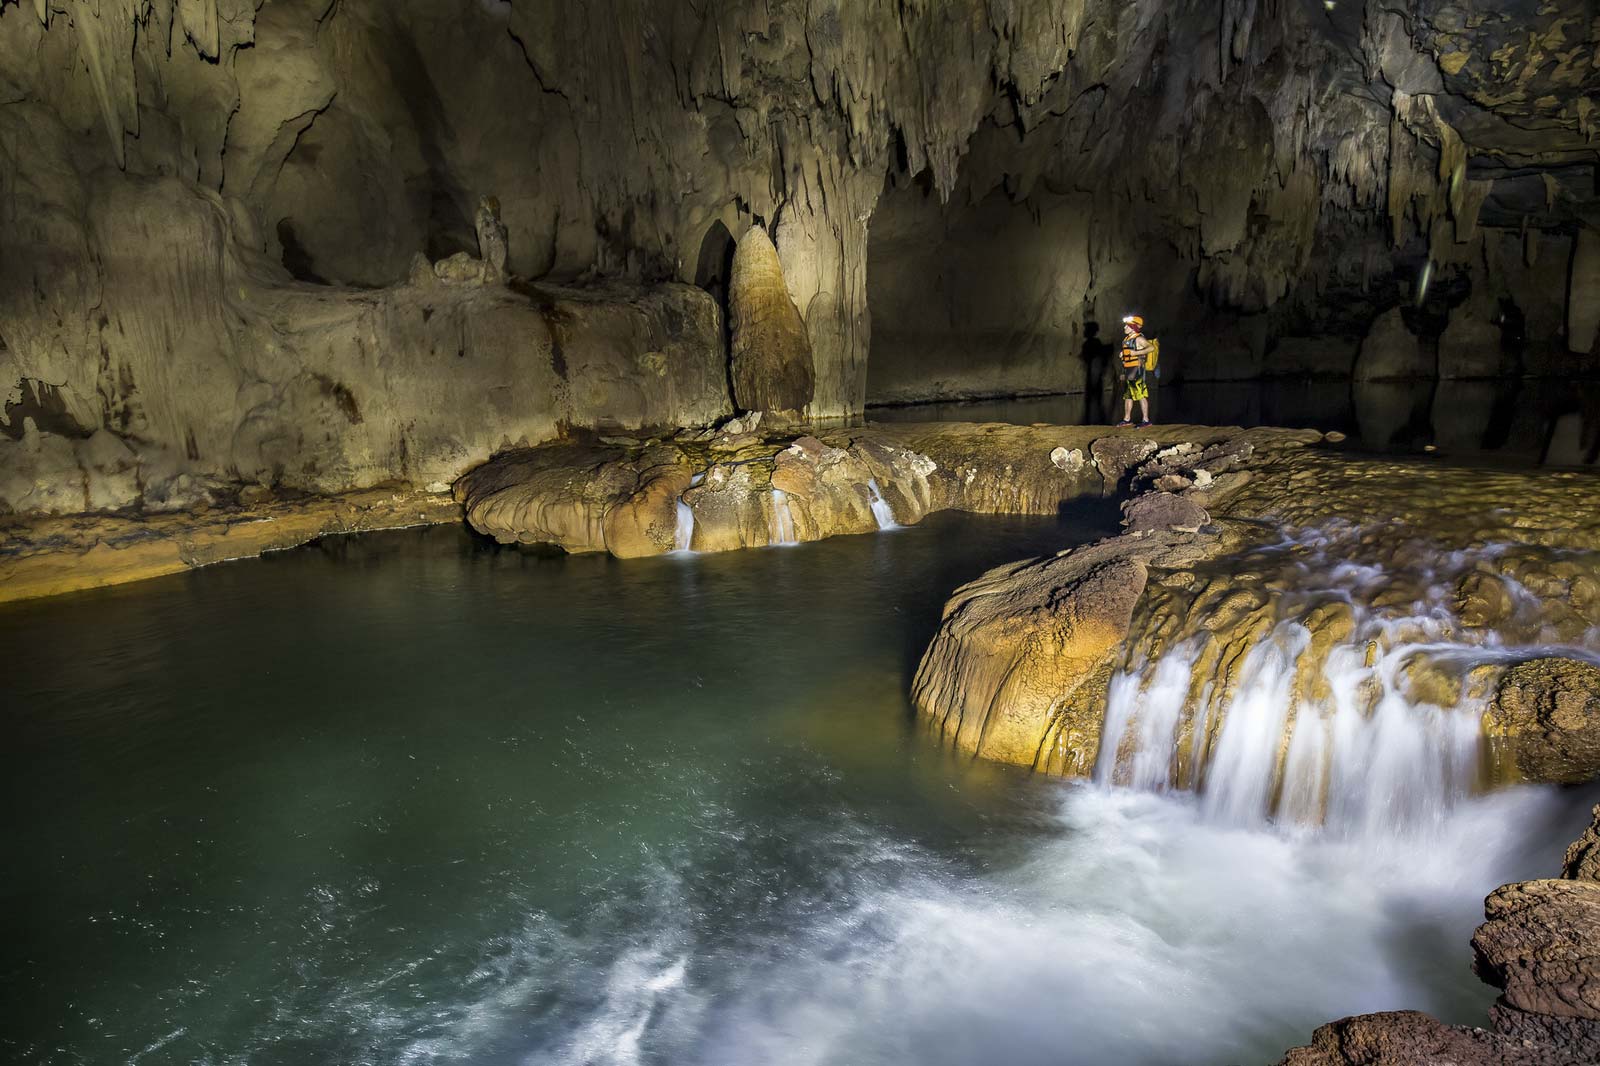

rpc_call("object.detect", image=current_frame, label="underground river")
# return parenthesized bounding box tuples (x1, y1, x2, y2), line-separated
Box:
(4, 510, 1597, 1065)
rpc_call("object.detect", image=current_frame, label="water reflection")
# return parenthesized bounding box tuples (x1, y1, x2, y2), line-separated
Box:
(870, 378, 1600, 468)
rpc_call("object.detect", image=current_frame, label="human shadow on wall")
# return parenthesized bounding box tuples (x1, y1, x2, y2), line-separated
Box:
(1080, 321, 1113, 425)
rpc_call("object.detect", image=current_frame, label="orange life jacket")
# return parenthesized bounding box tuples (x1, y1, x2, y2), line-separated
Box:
(1121, 336, 1148, 370)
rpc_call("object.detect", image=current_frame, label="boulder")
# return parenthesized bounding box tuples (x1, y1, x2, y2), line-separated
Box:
(1277, 1010, 1559, 1066)
(1354, 309, 1432, 381)
(1277, 804, 1600, 1066)
(1090, 435, 1159, 487)
(1472, 878, 1600, 1032)
(1122, 491, 1209, 534)
(1564, 807, 1600, 882)
(0, 420, 87, 514)
(76, 429, 142, 512)
(1483, 658, 1600, 784)
(728, 226, 815, 417)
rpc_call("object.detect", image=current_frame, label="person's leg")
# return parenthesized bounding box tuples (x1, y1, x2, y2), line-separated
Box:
(1121, 396, 1133, 425)
(1140, 396, 1151, 424)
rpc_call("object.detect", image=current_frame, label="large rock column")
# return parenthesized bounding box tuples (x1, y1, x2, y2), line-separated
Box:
(1354, 308, 1432, 380)
(728, 226, 816, 419)
(1571, 226, 1600, 357)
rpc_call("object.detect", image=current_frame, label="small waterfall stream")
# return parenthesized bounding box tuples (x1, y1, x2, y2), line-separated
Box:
(673, 474, 704, 553)
(1093, 525, 1600, 835)
(866, 479, 898, 530)
(769, 489, 798, 546)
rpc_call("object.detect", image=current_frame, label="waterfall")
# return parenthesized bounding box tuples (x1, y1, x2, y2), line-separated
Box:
(866, 479, 898, 530)
(770, 489, 797, 546)
(673, 474, 703, 554)
(1092, 525, 1598, 835)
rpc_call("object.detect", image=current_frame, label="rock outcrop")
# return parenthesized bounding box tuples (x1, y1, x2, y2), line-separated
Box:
(0, 486, 460, 604)
(453, 422, 1317, 558)
(910, 437, 1600, 789)
(1484, 659, 1600, 785)
(1279, 806, 1600, 1066)
(912, 536, 1166, 773)
(728, 228, 815, 419)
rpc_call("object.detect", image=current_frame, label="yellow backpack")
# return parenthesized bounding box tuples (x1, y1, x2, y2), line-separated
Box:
(1144, 337, 1161, 372)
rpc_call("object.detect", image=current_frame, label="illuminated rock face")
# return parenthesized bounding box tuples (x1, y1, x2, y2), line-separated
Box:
(1, 1, 1597, 510)
(912, 443, 1600, 794)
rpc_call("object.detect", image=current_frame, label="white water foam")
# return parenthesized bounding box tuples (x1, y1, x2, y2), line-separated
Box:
(866, 479, 898, 530)
(673, 474, 704, 553)
(770, 490, 798, 546)
(389, 784, 1588, 1066)
(1095, 525, 1600, 834)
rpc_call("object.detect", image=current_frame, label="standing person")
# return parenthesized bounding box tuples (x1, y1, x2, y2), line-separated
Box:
(1118, 314, 1154, 427)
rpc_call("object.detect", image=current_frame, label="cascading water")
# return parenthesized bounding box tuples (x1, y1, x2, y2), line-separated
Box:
(1093, 523, 1600, 836)
(673, 474, 704, 553)
(769, 489, 798, 546)
(866, 479, 898, 530)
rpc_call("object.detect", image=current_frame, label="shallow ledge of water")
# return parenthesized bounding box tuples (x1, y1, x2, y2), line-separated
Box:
(0, 485, 460, 604)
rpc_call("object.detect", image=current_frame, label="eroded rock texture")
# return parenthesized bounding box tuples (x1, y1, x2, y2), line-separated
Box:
(911, 440, 1600, 791)
(1, 1, 1597, 511)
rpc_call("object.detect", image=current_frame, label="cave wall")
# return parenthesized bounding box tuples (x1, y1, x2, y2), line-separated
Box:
(864, 0, 1599, 402)
(1, 0, 1597, 511)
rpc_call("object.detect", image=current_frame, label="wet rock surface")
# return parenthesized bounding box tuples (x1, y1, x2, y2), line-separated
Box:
(452, 422, 1319, 557)
(1485, 660, 1600, 785)
(0, 487, 460, 605)
(911, 438, 1600, 790)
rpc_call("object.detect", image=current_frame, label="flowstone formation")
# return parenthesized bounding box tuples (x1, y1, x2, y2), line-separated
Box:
(912, 443, 1600, 795)
(1278, 806, 1600, 1066)
(452, 422, 1316, 557)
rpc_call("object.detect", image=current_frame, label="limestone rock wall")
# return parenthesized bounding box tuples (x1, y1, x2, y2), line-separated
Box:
(2, 0, 1598, 508)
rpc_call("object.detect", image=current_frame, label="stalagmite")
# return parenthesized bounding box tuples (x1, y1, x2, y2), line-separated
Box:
(728, 227, 816, 419)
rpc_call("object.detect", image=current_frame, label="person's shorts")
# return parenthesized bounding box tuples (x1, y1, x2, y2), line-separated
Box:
(1125, 378, 1149, 401)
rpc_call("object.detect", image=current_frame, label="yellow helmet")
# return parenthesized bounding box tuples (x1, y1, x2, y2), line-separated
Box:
(1122, 314, 1144, 332)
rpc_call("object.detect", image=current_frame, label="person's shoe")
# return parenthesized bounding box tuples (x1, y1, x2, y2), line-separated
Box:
(1116, 420, 1133, 427)
(1138, 420, 1153, 427)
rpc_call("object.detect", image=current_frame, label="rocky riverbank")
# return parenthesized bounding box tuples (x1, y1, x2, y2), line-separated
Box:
(0, 420, 1321, 604)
